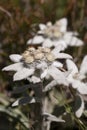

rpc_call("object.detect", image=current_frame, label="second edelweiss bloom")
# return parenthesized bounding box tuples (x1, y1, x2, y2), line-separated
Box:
(2, 46, 72, 85)
(27, 18, 83, 51)
(66, 56, 87, 95)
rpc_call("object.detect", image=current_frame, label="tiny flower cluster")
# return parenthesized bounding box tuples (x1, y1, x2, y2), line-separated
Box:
(22, 47, 55, 63)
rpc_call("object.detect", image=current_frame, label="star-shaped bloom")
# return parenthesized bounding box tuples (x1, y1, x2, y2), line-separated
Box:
(2, 47, 72, 86)
(66, 56, 87, 95)
(65, 56, 87, 118)
(27, 18, 83, 51)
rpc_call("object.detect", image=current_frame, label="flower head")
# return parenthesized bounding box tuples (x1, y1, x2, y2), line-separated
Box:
(66, 57, 87, 95)
(27, 18, 83, 51)
(2, 46, 72, 85)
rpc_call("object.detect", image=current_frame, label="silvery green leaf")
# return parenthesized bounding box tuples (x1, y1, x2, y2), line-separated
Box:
(12, 96, 40, 106)
(80, 55, 87, 75)
(43, 112, 65, 122)
(75, 95, 84, 118)
(43, 38, 53, 48)
(66, 59, 78, 75)
(2, 62, 23, 71)
(32, 35, 44, 44)
(41, 69, 48, 79)
(43, 80, 57, 92)
(12, 84, 32, 94)
(52, 61, 63, 68)
(9, 54, 22, 62)
(55, 18, 67, 32)
(54, 53, 72, 59)
(39, 23, 46, 30)
(13, 68, 34, 81)
(13, 82, 42, 98)
(48, 66, 68, 86)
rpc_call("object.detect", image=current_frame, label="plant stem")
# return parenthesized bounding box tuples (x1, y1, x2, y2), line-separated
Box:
(29, 82, 46, 130)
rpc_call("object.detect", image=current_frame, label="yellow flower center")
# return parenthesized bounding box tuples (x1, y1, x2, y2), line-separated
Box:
(22, 47, 55, 64)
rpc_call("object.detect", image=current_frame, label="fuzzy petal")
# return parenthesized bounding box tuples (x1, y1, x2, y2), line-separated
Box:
(41, 69, 48, 79)
(77, 82, 87, 95)
(75, 96, 84, 118)
(52, 61, 63, 68)
(53, 40, 67, 49)
(80, 55, 87, 75)
(39, 23, 46, 30)
(31, 76, 41, 83)
(66, 59, 78, 76)
(36, 61, 47, 69)
(48, 66, 68, 86)
(9, 54, 22, 62)
(71, 79, 87, 94)
(43, 38, 53, 48)
(71, 37, 83, 46)
(43, 80, 57, 92)
(32, 35, 44, 44)
(52, 45, 65, 55)
(27, 38, 32, 44)
(53, 52, 72, 59)
(2, 62, 23, 71)
(55, 18, 67, 32)
(12, 97, 37, 106)
(13, 68, 34, 81)
(64, 33, 83, 46)
(46, 21, 52, 27)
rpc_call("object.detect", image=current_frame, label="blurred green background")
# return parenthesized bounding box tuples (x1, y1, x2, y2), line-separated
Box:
(0, 0, 87, 130)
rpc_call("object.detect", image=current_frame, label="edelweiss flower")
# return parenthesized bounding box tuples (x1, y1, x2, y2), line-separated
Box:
(66, 56, 87, 95)
(27, 18, 83, 51)
(65, 56, 87, 118)
(2, 47, 72, 85)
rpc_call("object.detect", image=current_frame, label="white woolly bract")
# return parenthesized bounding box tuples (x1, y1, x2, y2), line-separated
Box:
(66, 59, 78, 76)
(80, 55, 87, 75)
(13, 68, 35, 81)
(9, 54, 22, 62)
(75, 96, 84, 118)
(2, 62, 23, 71)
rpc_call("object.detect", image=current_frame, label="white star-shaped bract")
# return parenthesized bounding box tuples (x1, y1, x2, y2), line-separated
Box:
(66, 56, 87, 95)
(2, 47, 72, 86)
(27, 18, 83, 51)
(65, 57, 87, 118)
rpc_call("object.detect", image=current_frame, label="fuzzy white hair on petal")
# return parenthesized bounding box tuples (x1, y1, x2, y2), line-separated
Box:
(9, 54, 22, 62)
